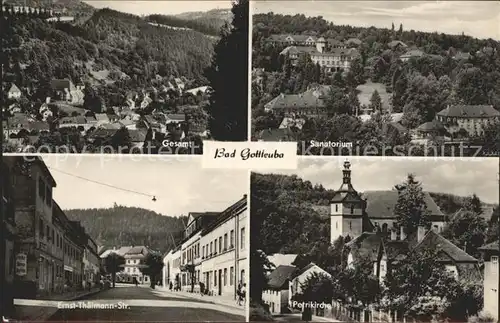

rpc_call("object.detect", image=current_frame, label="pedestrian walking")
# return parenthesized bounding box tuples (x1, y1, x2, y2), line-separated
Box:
(169, 281, 173, 291)
(198, 281, 205, 296)
(133, 277, 138, 287)
(236, 282, 243, 306)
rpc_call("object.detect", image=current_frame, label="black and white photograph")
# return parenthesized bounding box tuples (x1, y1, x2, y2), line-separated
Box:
(0, 155, 248, 321)
(250, 158, 499, 322)
(1, 0, 249, 154)
(251, 1, 500, 157)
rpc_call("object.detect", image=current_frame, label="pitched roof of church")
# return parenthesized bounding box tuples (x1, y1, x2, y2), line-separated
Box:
(362, 190, 444, 219)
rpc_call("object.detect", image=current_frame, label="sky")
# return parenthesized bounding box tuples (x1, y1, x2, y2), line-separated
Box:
(41, 155, 248, 216)
(83, 0, 232, 16)
(255, 157, 499, 204)
(253, 1, 500, 40)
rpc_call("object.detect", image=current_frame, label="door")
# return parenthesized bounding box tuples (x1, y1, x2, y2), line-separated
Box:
(218, 270, 222, 295)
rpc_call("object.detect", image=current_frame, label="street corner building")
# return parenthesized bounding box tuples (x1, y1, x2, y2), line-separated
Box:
(162, 195, 247, 302)
(0, 156, 100, 304)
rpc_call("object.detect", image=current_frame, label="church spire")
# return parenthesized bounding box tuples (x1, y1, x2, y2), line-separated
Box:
(342, 160, 351, 185)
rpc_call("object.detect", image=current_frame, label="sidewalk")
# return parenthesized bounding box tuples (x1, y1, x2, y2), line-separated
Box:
(13, 288, 103, 321)
(155, 287, 245, 312)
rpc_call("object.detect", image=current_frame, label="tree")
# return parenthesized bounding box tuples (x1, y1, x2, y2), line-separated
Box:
(292, 272, 335, 304)
(139, 251, 164, 289)
(250, 249, 275, 303)
(369, 90, 382, 112)
(394, 174, 432, 235)
(485, 206, 499, 243)
(381, 248, 463, 321)
(338, 257, 381, 309)
(204, 0, 248, 141)
(463, 193, 483, 215)
(104, 253, 125, 288)
(442, 209, 487, 258)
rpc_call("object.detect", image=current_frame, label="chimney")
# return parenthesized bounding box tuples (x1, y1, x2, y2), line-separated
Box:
(400, 226, 406, 241)
(417, 226, 426, 243)
(390, 229, 397, 241)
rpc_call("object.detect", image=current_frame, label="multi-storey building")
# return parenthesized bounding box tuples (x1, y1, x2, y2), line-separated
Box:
(4, 156, 95, 297)
(434, 104, 500, 138)
(123, 246, 151, 284)
(479, 241, 499, 321)
(82, 235, 99, 289)
(1, 160, 17, 316)
(280, 37, 360, 73)
(162, 195, 248, 300)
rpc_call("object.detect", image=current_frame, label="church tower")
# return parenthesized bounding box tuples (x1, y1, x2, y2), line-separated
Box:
(330, 160, 366, 243)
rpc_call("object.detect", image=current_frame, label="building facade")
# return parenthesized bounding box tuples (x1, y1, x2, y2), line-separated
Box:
(3, 157, 96, 298)
(435, 105, 500, 138)
(162, 195, 248, 300)
(479, 241, 499, 321)
(262, 265, 296, 314)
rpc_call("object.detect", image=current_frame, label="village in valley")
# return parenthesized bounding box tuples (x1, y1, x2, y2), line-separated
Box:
(1, 1, 237, 154)
(251, 7, 500, 156)
(250, 159, 499, 322)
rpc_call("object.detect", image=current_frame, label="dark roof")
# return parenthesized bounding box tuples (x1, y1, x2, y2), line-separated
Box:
(346, 233, 381, 262)
(265, 92, 325, 110)
(201, 196, 247, 235)
(126, 246, 149, 255)
(51, 79, 73, 90)
(257, 128, 297, 142)
(437, 105, 500, 118)
(88, 128, 118, 139)
(388, 40, 407, 48)
(128, 129, 146, 142)
(414, 230, 478, 263)
(382, 240, 408, 261)
(362, 190, 444, 219)
(292, 263, 320, 279)
(267, 265, 297, 290)
(417, 120, 445, 132)
(479, 241, 499, 252)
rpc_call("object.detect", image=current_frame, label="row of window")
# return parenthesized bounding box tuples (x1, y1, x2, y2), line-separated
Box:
(38, 217, 81, 261)
(182, 227, 246, 264)
(38, 176, 52, 207)
(125, 267, 138, 273)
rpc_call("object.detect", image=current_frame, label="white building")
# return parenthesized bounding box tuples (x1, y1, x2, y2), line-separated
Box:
(162, 246, 182, 290)
(288, 263, 331, 305)
(262, 265, 297, 314)
(162, 195, 248, 300)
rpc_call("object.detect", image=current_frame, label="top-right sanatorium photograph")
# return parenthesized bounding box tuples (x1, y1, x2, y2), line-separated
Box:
(250, 0, 500, 157)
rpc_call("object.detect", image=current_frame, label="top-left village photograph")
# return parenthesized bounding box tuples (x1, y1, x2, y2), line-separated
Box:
(1, 0, 249, 154)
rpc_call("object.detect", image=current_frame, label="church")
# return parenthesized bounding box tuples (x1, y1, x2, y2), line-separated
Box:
(330, 161, 481, 282)
(329, 160, 447, 243)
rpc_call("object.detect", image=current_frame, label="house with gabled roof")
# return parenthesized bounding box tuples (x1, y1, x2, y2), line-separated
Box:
(7, 83, 22, 100)
(433, 104, 500, 138)
(288, 263, 331, 308)
(263, 265, 297, 314)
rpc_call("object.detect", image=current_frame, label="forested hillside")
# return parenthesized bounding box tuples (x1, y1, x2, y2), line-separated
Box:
(2, 7, 215, 105)
(251, 172, 336, 254)
(66, 205, 187, 253)
(147, 9, 232, 37)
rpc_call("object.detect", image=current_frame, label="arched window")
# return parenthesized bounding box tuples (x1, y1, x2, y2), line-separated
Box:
(350, 205, 354, 214)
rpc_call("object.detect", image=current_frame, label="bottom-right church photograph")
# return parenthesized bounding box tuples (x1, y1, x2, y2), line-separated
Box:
(249, 157, 499, 323)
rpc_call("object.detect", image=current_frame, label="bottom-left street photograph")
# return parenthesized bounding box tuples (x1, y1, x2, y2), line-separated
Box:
(0, 155, 248, 322)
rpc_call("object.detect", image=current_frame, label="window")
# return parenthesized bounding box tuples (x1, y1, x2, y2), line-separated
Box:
(230, 230, 234, 247)
(202, 246, 205, 258)
(240, 228, 245, 250)
(240, 269, 245, 284)
(45, 185, 51, 206)
(39, 219, 44, 238)
(335, 204, 338, 212)
(219, 237, 222, 253)
(214, 271, 217, 286)
(210, 242, 213, 254)
(349, 221, 352, 230)
(224, 268, 227, 286)
(350, 205, 354, 214)
(230, 266, 234, 286)
(224, 233, 228, 250)
(492, 256, 498, 265)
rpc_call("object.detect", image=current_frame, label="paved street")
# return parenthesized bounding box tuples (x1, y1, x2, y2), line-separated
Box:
(21, 285, 244, 322)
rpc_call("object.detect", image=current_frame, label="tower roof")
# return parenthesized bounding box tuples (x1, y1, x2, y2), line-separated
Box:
(331, 160, 364, 203)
